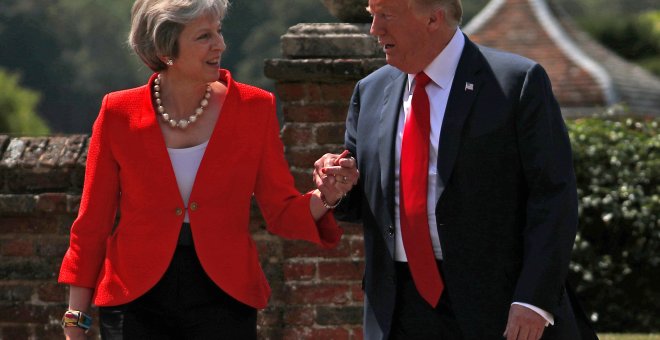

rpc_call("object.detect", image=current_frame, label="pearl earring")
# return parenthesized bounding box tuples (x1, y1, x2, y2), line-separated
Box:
(166, 58, 174, 66)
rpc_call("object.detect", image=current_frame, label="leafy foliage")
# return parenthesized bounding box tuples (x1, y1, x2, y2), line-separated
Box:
(567, 116, 660, 332)
(0, 68, 50, 135)
(0, 0, 146, 133)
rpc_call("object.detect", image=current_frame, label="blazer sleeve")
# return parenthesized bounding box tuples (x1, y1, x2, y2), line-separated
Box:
(334, 81, 363, 222)
(513, 64, 578, 311)
(253, 93, 342, 248)
(59, 94, 121, 288)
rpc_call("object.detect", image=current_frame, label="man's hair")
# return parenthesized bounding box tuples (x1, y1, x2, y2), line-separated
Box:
(412, 0, 463, 27)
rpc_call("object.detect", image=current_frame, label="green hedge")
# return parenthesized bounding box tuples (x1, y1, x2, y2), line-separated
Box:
(567, 117, 659, 332)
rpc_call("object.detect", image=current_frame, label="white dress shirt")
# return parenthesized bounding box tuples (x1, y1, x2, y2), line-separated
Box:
(392, 28, 553, 326)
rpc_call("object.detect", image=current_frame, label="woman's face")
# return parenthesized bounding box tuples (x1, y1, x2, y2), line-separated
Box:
(170, 14, 225, 83)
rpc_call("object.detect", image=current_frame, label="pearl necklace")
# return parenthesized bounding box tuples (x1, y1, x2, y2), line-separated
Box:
(153, 74, 211, 129)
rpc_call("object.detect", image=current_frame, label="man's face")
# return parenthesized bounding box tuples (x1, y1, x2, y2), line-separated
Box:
(368, 0, 433, 74)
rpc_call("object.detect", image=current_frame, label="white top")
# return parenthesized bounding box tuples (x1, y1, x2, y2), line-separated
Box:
(394, 28, 465, 262)
(167, 140, 209, 222)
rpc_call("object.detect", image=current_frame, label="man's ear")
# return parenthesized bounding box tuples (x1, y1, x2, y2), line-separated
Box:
(427, 7, 446, 31)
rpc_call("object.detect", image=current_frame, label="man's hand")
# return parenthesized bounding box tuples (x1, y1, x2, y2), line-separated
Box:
(503, 304, 547, 340)
(313, 152, 359, 206)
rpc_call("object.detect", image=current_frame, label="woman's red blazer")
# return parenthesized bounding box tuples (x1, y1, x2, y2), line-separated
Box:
(58, 70, 342, 309)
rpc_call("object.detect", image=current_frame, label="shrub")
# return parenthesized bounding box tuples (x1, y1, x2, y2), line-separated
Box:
(567, 116, 659, 332)
(0, 68, 50, 135)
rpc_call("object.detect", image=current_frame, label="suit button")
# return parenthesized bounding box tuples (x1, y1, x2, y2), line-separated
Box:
(175, 208, 183, 216)
(190, 202, 198, 211)
(387, 226, 395, 236)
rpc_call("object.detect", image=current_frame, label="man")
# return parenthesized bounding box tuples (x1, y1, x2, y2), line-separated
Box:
(314, 0, 597, 339)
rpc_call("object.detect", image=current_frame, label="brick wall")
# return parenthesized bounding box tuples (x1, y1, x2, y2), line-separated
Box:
(0, 23, 382, 340)
(0, 136, 364, 339)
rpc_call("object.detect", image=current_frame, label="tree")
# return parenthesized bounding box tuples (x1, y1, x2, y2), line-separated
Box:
(0, 68, 50, 135)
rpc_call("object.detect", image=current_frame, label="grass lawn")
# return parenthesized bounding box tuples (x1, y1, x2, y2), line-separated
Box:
(599, 335, 660, 340)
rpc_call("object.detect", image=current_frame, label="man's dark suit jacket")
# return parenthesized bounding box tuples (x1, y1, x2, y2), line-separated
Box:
(337, 35, 596, 339)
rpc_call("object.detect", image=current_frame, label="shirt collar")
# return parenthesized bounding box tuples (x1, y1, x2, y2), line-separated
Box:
(407, 28, 465, 91)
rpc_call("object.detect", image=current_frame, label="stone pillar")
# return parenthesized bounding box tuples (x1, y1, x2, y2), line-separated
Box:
(265, 23, 384, 192)
(263, 4, 385, 338)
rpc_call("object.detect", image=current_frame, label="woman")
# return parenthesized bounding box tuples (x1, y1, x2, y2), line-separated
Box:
(58, 0, 358, 338)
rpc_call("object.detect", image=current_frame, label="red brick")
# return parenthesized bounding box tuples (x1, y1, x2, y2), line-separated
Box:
(290, 168, 315, 193)
(37, 282, 67, 302)
(312, 327, 350, 340)
(66, 195, 81, 214)
(281, 123, 315, 146)
(351, 284, 365, 302)
(283, 238, 352, 259)
(283, 104, 348, 123)
(284, 283, 352, 304)
(350, 326, 364, 340)
(1, 238, 34, 257)
(285, 145, 330, 169)
(0, 283, 34, 302)
(0, 304, 56, 323)
(319, 261, 364, 281)
(283, 262, 316, 281)
(0, 217, 31, 232)
(306, 83, 323, 102)
(282, 327, 313, 340)
(276, 83, 306, 102)
(349, 237, 365, 258)
(338, 221, 363, 235)
(36, 193, 68, 213)
(321, 82, 356, 102)
(1, 325, 31, 340)
(316, 123, 346, 145)
(258, 307, 282, 327)
(283, 306, 315, 326)
(34, 235, 69, 257)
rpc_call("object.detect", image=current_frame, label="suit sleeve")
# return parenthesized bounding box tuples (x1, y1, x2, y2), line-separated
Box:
(59, 94, 120, 288)
(254, 93, 343, 248)
(513, 64, 578, 312)
(334, 81, 364, 222)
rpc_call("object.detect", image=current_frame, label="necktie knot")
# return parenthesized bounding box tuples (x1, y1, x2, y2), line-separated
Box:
(415, 72, 431, 89)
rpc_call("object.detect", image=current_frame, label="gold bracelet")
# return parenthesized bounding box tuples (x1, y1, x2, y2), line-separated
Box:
(321, 193, 342, 209)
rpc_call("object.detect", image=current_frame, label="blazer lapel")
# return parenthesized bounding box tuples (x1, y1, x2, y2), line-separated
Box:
(437, 36, 483, 186)
(190, 70, 237, 200)
(379, 71, 407, 216)
(138, 74, 185, 206)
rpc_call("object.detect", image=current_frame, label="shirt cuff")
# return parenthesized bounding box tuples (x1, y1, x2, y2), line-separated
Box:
(511, 302, 554, 326)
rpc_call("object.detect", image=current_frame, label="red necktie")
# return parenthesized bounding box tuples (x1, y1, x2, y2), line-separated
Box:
(400, 72, 444, 307)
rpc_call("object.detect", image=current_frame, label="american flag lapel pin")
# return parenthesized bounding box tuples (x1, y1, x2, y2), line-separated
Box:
(465, 82, 474, 91)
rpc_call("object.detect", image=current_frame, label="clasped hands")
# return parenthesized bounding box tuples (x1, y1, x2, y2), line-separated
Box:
(313, 151, 359, 206)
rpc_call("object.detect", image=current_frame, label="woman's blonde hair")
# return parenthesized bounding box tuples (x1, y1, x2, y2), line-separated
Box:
(128, 0, 229, 72)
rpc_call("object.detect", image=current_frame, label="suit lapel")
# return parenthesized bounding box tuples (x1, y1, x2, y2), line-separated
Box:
(437, 36, 483, 186)
(379, 71, 407, 215)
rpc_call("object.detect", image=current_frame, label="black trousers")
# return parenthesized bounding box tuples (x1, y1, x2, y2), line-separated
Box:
(99, 232, 257, 340)
(389, 261, 463, 340)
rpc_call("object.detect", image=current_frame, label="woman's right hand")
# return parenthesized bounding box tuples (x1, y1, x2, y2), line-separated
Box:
(64, 326, 87, 340)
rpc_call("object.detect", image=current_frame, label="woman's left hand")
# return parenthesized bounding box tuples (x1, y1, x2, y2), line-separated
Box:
(313, 152, 359, 206)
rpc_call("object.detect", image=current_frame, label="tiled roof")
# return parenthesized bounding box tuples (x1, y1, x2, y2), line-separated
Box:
(464, 0, 660, 117)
